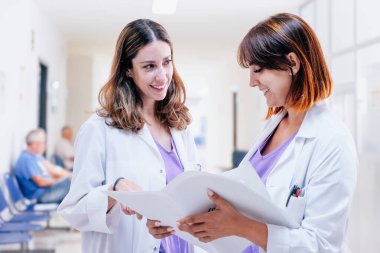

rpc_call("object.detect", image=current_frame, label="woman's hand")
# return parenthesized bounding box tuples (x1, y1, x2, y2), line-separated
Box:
(121, 206, 143, 220)
(116, 179, 144, 218)
(177, 189, 244, 242)
(114, 178, 143, 192)
(107, 178, 143, 219)
(146, 220, 175, 239)
(177, 190, 268, 250)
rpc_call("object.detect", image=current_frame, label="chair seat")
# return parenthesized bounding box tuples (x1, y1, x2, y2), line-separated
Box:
(0, 222, 44, 232)
(26, 203, 58, 212)
(0, 232, 31, 244)
(9, 213, 49, 223)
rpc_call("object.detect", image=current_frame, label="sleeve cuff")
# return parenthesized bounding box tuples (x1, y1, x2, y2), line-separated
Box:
(266, 224, 290, 253)
(86, 184, 122, 233)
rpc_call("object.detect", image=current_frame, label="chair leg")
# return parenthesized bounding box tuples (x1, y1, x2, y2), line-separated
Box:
(20, 242, 26, 252)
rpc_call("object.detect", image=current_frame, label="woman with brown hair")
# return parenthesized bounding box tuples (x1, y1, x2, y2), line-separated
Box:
(173, 13, 357, 252)
(58, 19, 200, 253)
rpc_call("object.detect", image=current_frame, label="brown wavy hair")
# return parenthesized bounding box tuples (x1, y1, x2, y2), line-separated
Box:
(97, 19, 191, 132)
(238, 13, 332, 119)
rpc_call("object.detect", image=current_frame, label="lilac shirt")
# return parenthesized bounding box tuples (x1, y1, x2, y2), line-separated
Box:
(243, 131, 297, 253)
(153, 137, 190, 253)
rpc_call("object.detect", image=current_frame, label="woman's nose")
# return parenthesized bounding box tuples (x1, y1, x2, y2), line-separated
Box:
(155, 67, 167, 84)
(249, 77, 259, 87)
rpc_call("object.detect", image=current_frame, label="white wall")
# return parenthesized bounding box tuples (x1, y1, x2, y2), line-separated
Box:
(0, 0, 67, 172)
(66, 54, 94, 133)
(301, 1, 380, 252)
(65, 43, 113, 133)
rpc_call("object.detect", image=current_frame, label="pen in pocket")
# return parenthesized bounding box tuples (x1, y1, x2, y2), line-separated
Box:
(286, 184, 301, 207)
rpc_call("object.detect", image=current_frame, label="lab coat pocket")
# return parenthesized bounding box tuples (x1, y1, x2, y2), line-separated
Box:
(191, 162, 202, 171)
(286, 195, 306, 224)
(182, 160, 202, 172)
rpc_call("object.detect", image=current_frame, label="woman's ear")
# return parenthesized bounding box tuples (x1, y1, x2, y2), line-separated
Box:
(287, 52, 300, 75)
(126, 70, 133, 78)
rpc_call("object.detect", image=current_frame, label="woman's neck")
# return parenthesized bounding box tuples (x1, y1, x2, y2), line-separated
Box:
(142, 99, 156, 123)
(285, 108, 306, 127)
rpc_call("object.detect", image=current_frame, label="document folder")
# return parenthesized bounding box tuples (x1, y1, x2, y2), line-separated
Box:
(105, 161, 298, 253)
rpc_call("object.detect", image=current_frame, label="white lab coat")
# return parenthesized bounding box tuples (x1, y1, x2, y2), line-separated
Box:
(57, 114, 200, 253)
(239, 101, 357, 253)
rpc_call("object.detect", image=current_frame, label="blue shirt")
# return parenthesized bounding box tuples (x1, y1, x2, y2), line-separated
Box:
(13, 150, 52, 199)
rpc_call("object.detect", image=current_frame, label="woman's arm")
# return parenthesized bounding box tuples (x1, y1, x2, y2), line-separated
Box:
(57, 116, 121, 233)
(178, 189, 268, 250)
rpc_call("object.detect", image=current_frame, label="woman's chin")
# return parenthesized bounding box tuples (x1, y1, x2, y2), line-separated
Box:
(154, 93, 168, 102)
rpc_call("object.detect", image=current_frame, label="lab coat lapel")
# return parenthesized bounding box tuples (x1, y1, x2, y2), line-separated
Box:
(170, 128, 191, 171)
(241, 111, 287, 165)
(266, 138, 305, 188)
(137, 124, 162, 160)
(267, 103, 322, 188)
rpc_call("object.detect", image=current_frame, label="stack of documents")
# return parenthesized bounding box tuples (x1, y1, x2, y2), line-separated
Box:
(105, 161, 298, 253)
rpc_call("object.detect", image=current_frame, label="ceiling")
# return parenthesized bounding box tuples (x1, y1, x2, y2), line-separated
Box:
(34, 0, 306, 48)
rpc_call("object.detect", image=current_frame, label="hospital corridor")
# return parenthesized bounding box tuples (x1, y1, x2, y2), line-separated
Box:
(0, 0, 379, 252)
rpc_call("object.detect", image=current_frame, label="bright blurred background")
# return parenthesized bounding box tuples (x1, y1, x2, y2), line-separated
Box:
(1, 0, 379, 252)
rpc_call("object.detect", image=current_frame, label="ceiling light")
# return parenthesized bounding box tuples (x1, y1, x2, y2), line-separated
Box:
(152, 0, 178, 15)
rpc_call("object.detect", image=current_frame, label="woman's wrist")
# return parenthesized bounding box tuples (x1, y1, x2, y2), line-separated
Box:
(113, 177, 125, 191)
(106, 178, 124, 213)
(237, 216, 268, 250)
(107, 182, 118, 213)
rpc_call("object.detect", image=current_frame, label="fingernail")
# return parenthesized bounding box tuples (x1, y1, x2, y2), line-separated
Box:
(154, 221, 161, 227)
(176, 222, 180, 227)
(207, 189, 214, 196)
(167, 227, 174, 232)
(170, 231, 175, 235)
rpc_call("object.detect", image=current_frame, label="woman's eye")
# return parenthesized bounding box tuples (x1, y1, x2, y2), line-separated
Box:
(144, 64, 155, 70)
(163, 59, 172, 65)
(253, 68, 262, 73)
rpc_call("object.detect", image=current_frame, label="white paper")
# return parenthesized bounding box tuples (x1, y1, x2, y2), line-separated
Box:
(105, 161, 298, 253)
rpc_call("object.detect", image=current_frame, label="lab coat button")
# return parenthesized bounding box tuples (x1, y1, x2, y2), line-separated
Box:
(154, 246, 158, 251)
(160, 169, 163, 173)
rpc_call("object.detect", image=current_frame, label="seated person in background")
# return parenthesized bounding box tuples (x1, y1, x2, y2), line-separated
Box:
(54, 125, 75, 171)
(14, 128, 71, 204)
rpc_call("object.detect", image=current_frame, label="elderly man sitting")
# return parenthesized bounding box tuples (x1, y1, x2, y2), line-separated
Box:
(14, 128, 71, 204)
(54, 125, 75, 171)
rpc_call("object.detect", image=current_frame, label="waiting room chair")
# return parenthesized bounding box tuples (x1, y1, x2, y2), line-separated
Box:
(0, 187, 49, 224)
(3, 172, 58, 213)
(52, 154, 64, 168)
(0, 220, 44, 233)
(0, 231, 31, 252)
(232, 149, 248, 168)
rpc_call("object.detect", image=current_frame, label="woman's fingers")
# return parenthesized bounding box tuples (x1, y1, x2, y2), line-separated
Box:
(122, 206, 143, 219)
(178, 211, 212, 225)
(146, 219, 174, 239)
(150, 226, 174, 235)
(178, 221, 208, 235)
(177, 190, 245, 242)
(146, 219, 160, 229)
(151, 231, 174, 239)
(199, 236, 213, 243)
(135, 212, 143, 220)
(116, 179, 143, 192)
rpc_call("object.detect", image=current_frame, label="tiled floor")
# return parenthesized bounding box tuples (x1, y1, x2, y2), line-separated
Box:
(0, 213, 81, 253)
(33, 230, 81, 253)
